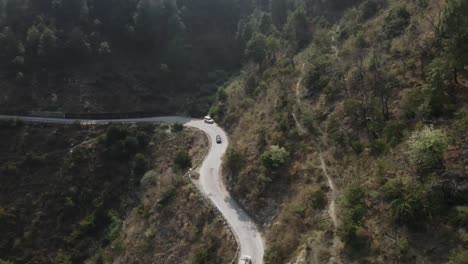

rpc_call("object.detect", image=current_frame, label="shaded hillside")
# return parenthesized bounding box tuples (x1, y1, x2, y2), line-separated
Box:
(0, 120, 235, 263)
(0, 0, 245, 115)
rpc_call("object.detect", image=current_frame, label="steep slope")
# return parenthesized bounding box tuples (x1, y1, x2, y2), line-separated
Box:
(0, 120, 236, 263)
(215, 0, 467, 263)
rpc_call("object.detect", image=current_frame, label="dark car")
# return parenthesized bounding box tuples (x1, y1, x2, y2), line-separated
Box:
(216, 135, 222, 144)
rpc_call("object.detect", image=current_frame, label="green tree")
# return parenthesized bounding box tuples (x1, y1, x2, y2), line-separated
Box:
(98, 41, 111, 55)
(440, 0, 468, 84)
(133, 153, 149, 177)
(245, 32, 268, 64)
(284, 4, 308, 50)
(26, 25, 41, 56)
(66, 27, 90, 58)
(421, 58, 452, 117)
(226, 147, 243, 174)
(271, 0, 288, 29)
(0, 26, 17, 58)
(38, 26, 57, 58)
(408, 126, 448, 172)
(174, 151, 191, 171)
(383, 7, 411, 38)
(261, 145, 289, 170)
(360, 0, 379, 21)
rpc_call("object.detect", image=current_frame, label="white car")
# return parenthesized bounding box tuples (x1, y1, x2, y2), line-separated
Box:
(204, 116, 214, 124)
(240, 255, 252, 264)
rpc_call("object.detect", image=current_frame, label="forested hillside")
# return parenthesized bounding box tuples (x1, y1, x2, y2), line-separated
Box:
(1, 0, 467, 263)
(0, 0, 244, 114)
(213, 0, 467, 263)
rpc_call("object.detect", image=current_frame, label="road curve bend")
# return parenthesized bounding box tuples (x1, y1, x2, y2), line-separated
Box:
(0, 115, 264, 264)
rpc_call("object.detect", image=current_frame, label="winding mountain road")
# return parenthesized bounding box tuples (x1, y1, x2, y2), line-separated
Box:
(0, 115, 264, 264)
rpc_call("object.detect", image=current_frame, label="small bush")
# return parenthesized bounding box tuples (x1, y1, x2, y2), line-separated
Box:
(407, 126, 447, 173)
(132, 153, 149, 177)
(340, 184, 367, 248)
(1, 162, 17, 176)
(0, 118, 24, 128)
(171, 123, 184, 133)
(192, 245, 209, 264)
(74, 213, 96, 238)
(226, 147, 243, 174)
(451, 206, 468, 226)
(261, 145, 290, 171)
(136, 131, 150, 147)
(389, 185, 429, 225)
(398, 238, 409, 255)
(383, 7, 411, 38)
(383, 120, 405, 146)
(52, 251, 72, 264)
(106, 210, 121, 242)
(449, 249, 468, 264)
(360, 0, 379, 20)
(174, 151, 192, 171)
(311, 190, 328, 210)
(370, 140, 387, 156)
(140, 170, 157, 188)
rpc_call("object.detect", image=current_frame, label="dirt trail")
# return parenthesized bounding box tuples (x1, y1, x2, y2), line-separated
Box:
(295, 63, 306, 105)
(319, 151, 342, 264)
(293, 61, 341, 263)
(319, 153, 338, 228)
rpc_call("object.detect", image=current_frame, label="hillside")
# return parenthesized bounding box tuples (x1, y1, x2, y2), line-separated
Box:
(213, 0, 467, 263)
(0, 0, 467, 263)
(0, 120, 236, 263)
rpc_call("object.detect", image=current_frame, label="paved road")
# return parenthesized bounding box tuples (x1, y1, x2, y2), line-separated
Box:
(0, 115, 264, 264)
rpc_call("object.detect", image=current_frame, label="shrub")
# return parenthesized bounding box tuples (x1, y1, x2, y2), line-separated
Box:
(398, 238, 409, 255)
(381, 178, 406, 201)
(451, 206, 468, 226)
(304, 62, 331, 96)
(0, 118, 23, 128)
(132, 153, 149, 177)
(174, 151, 192, 171)
(340, 184, 367, 248)
(136, 131, 150, 147)
(401, 88, 424, 119)
(383, 120, 404, 146)
(106, 210, 121, 242)
(171, 123, 184, 133)
(383, 7, 411, 38)
(74, 213, 96, 238)
(192, 245, 209, 264)
(370, 140, 387, 156)
(261, 145, 289, 171)
(52, 251, 72, 264)
(23, 152, 44, 168)
(354, 31, 368, 48)
(140, 170, 157, 188)
(1, 161, 17, 175)
(360, 0, 379, 21)
(407, 126, 447, 173)
(389, 185, 429, 225)
(311, 190, 328, 210)
(105, 125, 128, 144)
(226, 147, 243, 174)
(449, 249, 468, 264)
(420, 58, 452, 117)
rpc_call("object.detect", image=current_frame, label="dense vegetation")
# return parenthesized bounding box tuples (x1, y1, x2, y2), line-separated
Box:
(0, 0, 245, 114)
